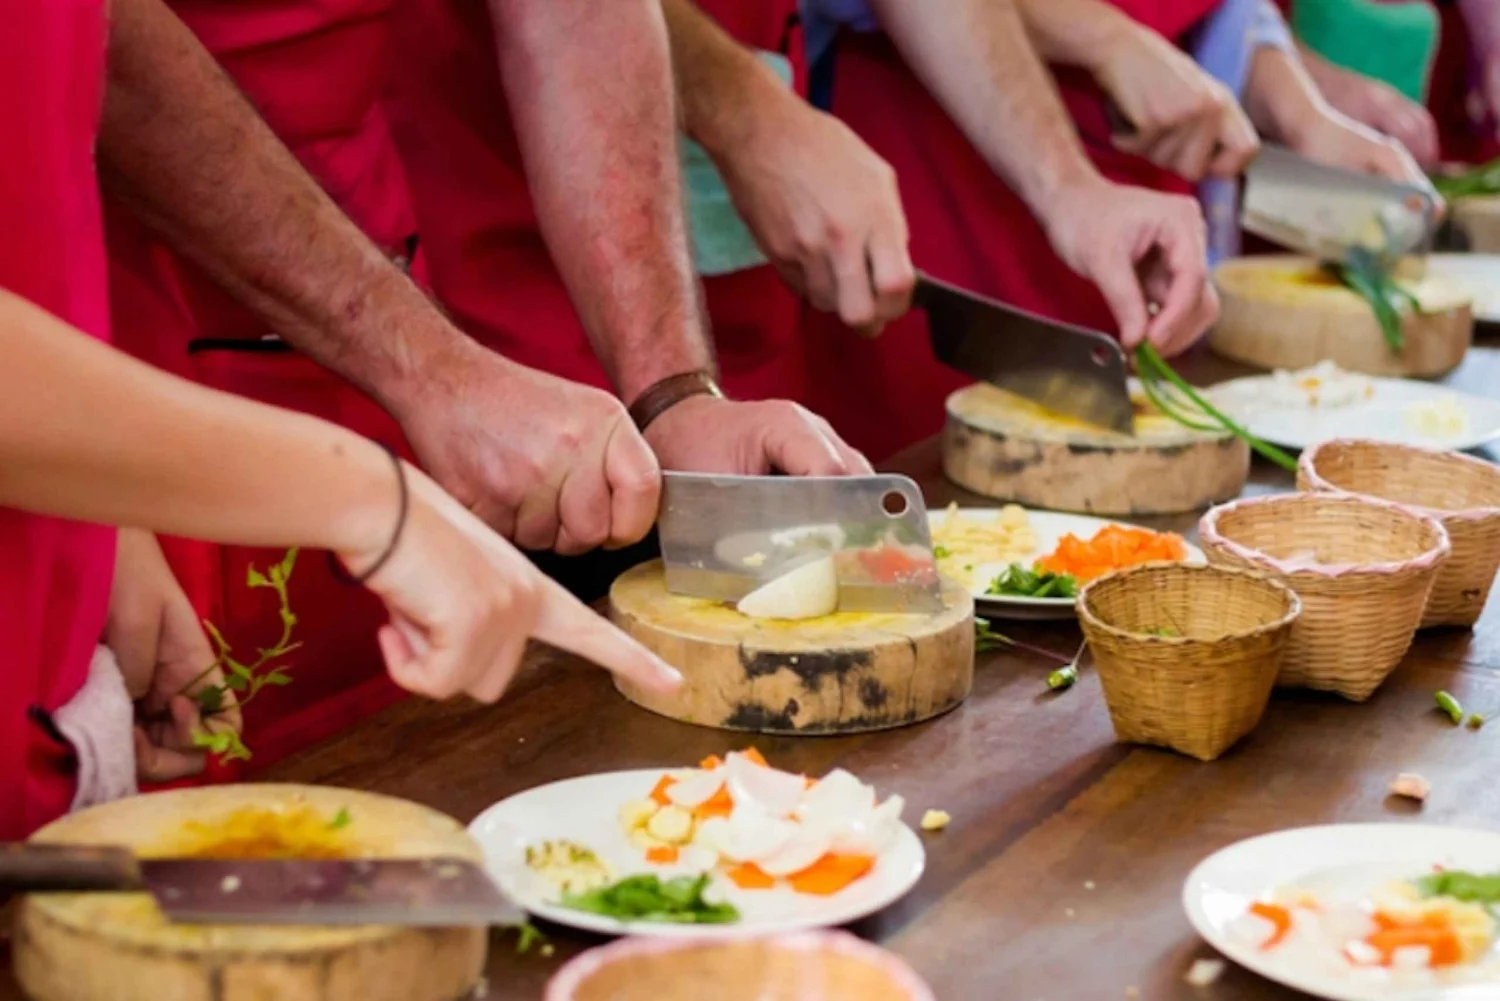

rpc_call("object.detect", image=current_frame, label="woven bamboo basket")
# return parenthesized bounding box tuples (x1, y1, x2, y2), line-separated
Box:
(1078, 563, 1300, 761)
(1199, 494, 1449, 701)
(1297, 439, 1500, 628)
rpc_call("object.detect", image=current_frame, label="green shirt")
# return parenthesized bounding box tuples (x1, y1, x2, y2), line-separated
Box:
(1292, 0, 1438, 102)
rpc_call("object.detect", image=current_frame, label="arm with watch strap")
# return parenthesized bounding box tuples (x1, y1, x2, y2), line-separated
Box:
(489, 0, 871, 477)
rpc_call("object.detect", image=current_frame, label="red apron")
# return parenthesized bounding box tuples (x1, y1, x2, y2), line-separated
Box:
(800, 0, 1219, 462)
(384, 0, 807, 404)
(106, 0, 415, 777)
(0, 0, 117, 838)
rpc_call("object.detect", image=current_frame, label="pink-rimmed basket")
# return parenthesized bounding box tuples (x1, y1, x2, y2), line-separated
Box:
(544, 932, 935, 1001)
(1298, 439, 1500, 628)
(1199, 493, 1450, 701)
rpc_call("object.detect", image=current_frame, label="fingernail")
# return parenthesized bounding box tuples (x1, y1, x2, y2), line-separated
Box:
(656, 661, 684, 689)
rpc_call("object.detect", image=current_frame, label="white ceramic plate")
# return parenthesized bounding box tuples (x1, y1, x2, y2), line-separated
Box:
(1426, 254, 1500, 323)
(927, 508, 1205, 621)
(1207, 376, 1500, 453)
(1184, 824, 1500, 1001)
(468, 769, 925, 939)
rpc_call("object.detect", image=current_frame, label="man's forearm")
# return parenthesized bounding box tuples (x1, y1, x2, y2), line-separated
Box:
(869, 0, 1103, 218)
(0, 290, 391, 555)
(662, 0, 788, 159)
(1244, 44, 1327, 146)
(490, 0, 710, 402)
(99, 0, 474, 412)
(1012, 0, 1138, 70)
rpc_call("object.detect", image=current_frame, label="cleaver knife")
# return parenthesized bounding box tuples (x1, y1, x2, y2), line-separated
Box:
(1243, 143, 1438, 266)
(0, 843, 525, 927)
(915, 272, 1135, 435)
(657, 472, 943, 614)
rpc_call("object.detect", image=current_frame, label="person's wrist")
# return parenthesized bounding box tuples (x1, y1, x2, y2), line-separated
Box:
(323, 435, 409, 568)
(1080, 10, 1138, 78)
(628, 370, 724, 433)
(689, 50, 793, 163)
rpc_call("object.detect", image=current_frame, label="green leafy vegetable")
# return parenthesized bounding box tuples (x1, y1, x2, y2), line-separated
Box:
(1436, 690, 1465, 725)
(985, 563, 1078, 599)
(933, 545, 953, 560)
(562, 874, 739, 925)
(328, 807, 352, 830)
(1327, 246, 1423, 355)
(1415, 870, 1500, 904)
(514, 921, 547, 954)
(1134, 345, 1300, 473)
(975, 617, 1012, 653)
(1433, 158, 1500, 201)
(184, 548, 303, 764)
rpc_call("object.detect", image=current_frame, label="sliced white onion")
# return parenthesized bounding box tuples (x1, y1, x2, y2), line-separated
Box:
(665, 768, 725, 809)
(715, 803, 798, 863)
(725, 752, 806, 818)
(796, 768, 875, 827)
(831, 794, 905, 856)
(756, 823, 835, 878)
(736, 556, 838, 620)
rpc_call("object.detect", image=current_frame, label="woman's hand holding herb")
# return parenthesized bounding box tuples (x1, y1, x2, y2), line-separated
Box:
(106, 528, 242, 781)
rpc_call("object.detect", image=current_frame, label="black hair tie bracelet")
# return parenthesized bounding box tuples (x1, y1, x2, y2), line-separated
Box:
(328, 442, 409, 586)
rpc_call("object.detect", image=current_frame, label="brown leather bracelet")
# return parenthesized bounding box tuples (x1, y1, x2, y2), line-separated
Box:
(628, 370, 724, 432)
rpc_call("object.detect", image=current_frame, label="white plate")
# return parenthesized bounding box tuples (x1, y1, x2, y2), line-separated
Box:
(468, 769, 925, 938)
(1208, 376, 1500, 453)
(1426, 254, 1500, 323)
(927, 508, 1205, 621)
(1184, 824, 1500, 1001)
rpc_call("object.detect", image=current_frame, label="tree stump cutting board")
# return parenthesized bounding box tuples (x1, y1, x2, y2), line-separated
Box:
(942, 383, 1248, 517)
(1211, 255, 1472, 377)
(1452, 196, 1500, 253)
(609, 560, 974, 734)
(14, 785, 487, 1001)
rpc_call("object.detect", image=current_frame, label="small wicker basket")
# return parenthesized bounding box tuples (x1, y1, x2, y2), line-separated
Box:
(1078, 563, 1300, 762)
(1199, 493, 1450, 702)
(1298, 439, 1500, 628)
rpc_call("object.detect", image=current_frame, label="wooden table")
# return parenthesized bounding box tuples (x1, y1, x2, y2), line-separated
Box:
(5, 344, 1500, 1000)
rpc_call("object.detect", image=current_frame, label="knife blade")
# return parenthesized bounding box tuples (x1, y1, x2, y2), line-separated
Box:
(0, 843, 524, 927)
(1243, 144, 1438, 266)
(915, 272, 1135, 435)
(657, 472, 943, 614)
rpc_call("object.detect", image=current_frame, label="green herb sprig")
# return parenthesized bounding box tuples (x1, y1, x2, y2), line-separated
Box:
(1415, 869, 1500, 905)
(975, 617, 1074, 665)
(1328, 247, 1424, 354)
(1433, 158, 1500, 202)
(181, 548, 302, 763)
(985, 564, 1078, 599)
(562, 874, 739, 925)
(1134, 345, 1299, 473)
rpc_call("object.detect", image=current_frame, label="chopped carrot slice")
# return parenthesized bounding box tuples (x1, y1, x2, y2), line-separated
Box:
(1249, 902, 1292, 950)
(787, 854, 876, 896)
(698, 755, 724, 771)
(725, 862, 776, 890)
(693, 785, 735, 820)
(645, 845, 679, 865)
(739, 747, 769, 768)
(649, 775, 678, 807)
(804, 776, 817, 790)
(1366, 924, 1463, 967)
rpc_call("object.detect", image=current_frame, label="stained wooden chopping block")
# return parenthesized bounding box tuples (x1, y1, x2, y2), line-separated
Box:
(941, 383, 1248, 517)
(1452, 196, 1500, 253)
(14, 785, 486, 1001)
(609, 560, 974, 734)
(1211, 255, 1472, 377)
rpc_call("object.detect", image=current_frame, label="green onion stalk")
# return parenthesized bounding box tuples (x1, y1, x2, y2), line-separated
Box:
(1133, 344, 1299, 473)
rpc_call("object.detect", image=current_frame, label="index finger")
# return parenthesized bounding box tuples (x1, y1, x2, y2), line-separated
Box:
(531, 577, 682, 695)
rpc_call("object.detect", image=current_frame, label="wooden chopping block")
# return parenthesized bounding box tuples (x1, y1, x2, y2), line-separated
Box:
(609, 560, 974, 734)
(942, 383, 1248, 517)
(1452, 195, 1500, 253)
(1211, 255, 1472, 377)
(14, 785, 486, 1001)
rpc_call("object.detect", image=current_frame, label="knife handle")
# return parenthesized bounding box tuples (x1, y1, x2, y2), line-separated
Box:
(0, 843, 143, 893)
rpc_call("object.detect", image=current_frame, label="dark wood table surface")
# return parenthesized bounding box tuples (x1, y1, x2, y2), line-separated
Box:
(5, 344, 1500, 1000)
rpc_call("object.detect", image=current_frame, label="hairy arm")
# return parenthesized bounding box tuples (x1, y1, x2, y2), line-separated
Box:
(867, 0, 1100, 220)
(98, 0, 476, 414)
(0, 289, 391, 553)
(488, 0, 711, 402)
(1012, 0, 1140, 69)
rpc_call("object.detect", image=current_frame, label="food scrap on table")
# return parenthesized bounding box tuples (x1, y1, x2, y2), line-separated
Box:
(610, 749, 902, 903)
(1388, 773, 1431, 803)
(1037, 525, 1188, 585)
(1183, 959, 1226, 987)
(920, 810, 950, 832)
(1436, 691, 1466, 725)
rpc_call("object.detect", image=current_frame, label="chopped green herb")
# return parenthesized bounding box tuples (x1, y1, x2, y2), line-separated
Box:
(1415, 870, 1500, 905)
(1047, 664, 1078, 691)
(985, 563, 1077, 599)
(561, 874, 739, 925)
(1469, 714, 1487, 731)
(514, 921, 547, 954)
(1434, 159, 1500, 201)
(975, 617, 1012, 653)
(1328, 247, 1422, 355)
(1436, 690, 1465, 725)
(1134, 345, 1299, 472)
(328, 807, 352, 830)
(933, 545, 953, 560)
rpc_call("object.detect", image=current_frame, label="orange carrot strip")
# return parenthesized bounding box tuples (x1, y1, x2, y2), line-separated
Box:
(1366, 923, 1463, 967)
(725, 862, 776, 890)
(739, 747, 769, 768)
(649, 775, 678, 807)
(1249, 902, 1292, 950)
(693, 785, 735, 820)
(645, 845, 679, 865)
(698, 755, 724, 771)
(788, 854, 876, 896)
